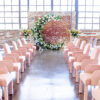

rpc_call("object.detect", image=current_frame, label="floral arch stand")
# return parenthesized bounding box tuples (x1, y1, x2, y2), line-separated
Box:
(32, 13, 70, 50)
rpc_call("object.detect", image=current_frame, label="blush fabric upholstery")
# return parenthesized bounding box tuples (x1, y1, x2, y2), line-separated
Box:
(77, 48, 100, 100)
(64, 38, 80, 63)
(68, 40, 87, 73)
(21, 38, 36, 56)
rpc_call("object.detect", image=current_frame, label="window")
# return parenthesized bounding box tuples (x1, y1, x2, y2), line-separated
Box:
(0, 0, 99, 30)
(78, 0, 100, 30)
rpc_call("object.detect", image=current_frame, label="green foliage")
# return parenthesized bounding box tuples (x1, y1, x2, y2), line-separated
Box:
(69, 28, 80, 38)
(20, 29, 31, 38)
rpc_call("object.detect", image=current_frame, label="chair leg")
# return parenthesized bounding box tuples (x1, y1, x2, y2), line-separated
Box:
(84, 85, 88, 100)
(19, 71, 21, 80)
(16, 71, 20, 84)
(9, 81, 13, 94)
(79, 79, 83, 93)
(21, 63, 24, 73)
(33, 49, 36, 56)
(76, 70, 79, 82)
(73, 68, 76, 77)
(4, 86, 8, 100)
(92, 98, 95, 100)
(64, 56, 67, 63)
(28, 56, 30, 67)
(24, 61, 26, 69)
(69, 62, 72, 73)
(27, 55, 30, 67)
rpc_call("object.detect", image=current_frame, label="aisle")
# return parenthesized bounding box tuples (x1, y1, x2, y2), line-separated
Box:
(12, 50, 83, 100)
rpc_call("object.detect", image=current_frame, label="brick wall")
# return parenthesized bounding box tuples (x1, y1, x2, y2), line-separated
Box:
(28, 11, 76, 29)
(28, 11, 76, 44)
(0, 30, 20, 48)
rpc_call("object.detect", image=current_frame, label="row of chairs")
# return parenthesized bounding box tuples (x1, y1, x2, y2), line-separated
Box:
(64, 38, 100, 100)
(0, 38, 36, 100)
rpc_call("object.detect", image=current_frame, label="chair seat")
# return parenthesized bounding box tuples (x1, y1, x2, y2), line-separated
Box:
(19, 56, 26, 62)
(80, 73, 92, 84)
(26, 52, 30, 55)
(64, 48, 69, 51)
(92, 88, 100, 100)
(10, 72, 16, 80)
(68, 52, 73, 56)
(69, 56, 75, 62)
(0, 74, 13, 86)
(73, 62, 81, 69)
(13, 63, 21, 70)
(29, 49, 33, 52)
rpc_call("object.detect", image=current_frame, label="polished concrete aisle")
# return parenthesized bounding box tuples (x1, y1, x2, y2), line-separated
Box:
(12, 50, 84, 100)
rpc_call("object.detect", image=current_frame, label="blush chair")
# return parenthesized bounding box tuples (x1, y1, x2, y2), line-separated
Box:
(77, 48, 100, 100)
(13, 40, 31, 66)
(17, 39, 31, 66)
(67, 40, 86, 73)
(92, 80, 100, 100)
(67, 40, 86, 57)
(79, 67, 100, 100)
(73, 47, 99, 83)
(4, 43, 25, 72)
(21, 38, 36, 56)
(70, 43, 90, 77)
(64, 38, 80, 63)
(12, 41, 27, 70)
(0, 63, 13, 100)
(64, 38, 78, 62)
(2, 55, 21, 84)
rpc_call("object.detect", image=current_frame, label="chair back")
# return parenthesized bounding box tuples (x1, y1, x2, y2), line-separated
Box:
(12, 41, 18, 50)
(80, 40, 86, 50)
(17, 39, 23, 47)
(73, 38, 78, 44)
(0, 53, 3, 61)
(0, 54, 11, 73)
(74, 39, 80, 48)
(0, 63, 8, 74)
(90, 47, 100, 63)
(4, 43, 12, 54)
(21, 38, 27, 45)
(83, 43, 91, 55)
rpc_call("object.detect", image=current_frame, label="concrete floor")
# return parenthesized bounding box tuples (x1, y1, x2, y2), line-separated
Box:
(11, 50, 87, 100)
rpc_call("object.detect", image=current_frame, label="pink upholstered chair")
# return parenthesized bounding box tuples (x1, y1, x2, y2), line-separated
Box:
(21, 38, 36, 56)
(4, 43, 25, 72)
(17, 39, 31, 66)
(73, 47, 99, 83)
(0, 63, 13, 100)
(92, 80, 100, 100)
(2, 56, 21, 84)
(64, 38, 78, 62)
(12, 41, 27, 69)
(64, 38, 77, 50)
(79, 66, 100, 100)
(0, 52, 21, 84)
(14, 40, 31, 66)
(75, 47, 100, 100)
(68, 40, 86, 57)
(68, 42, 90, 74)
(64, 38, 80, 63)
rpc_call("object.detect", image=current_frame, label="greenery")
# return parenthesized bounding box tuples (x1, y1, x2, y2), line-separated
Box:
(68, 28, 80, 38)
(31, 13, 64, 50)
(20, 29, 31, 38)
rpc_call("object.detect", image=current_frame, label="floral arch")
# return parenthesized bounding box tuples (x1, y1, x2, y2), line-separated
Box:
(32, 13, 70, 50)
